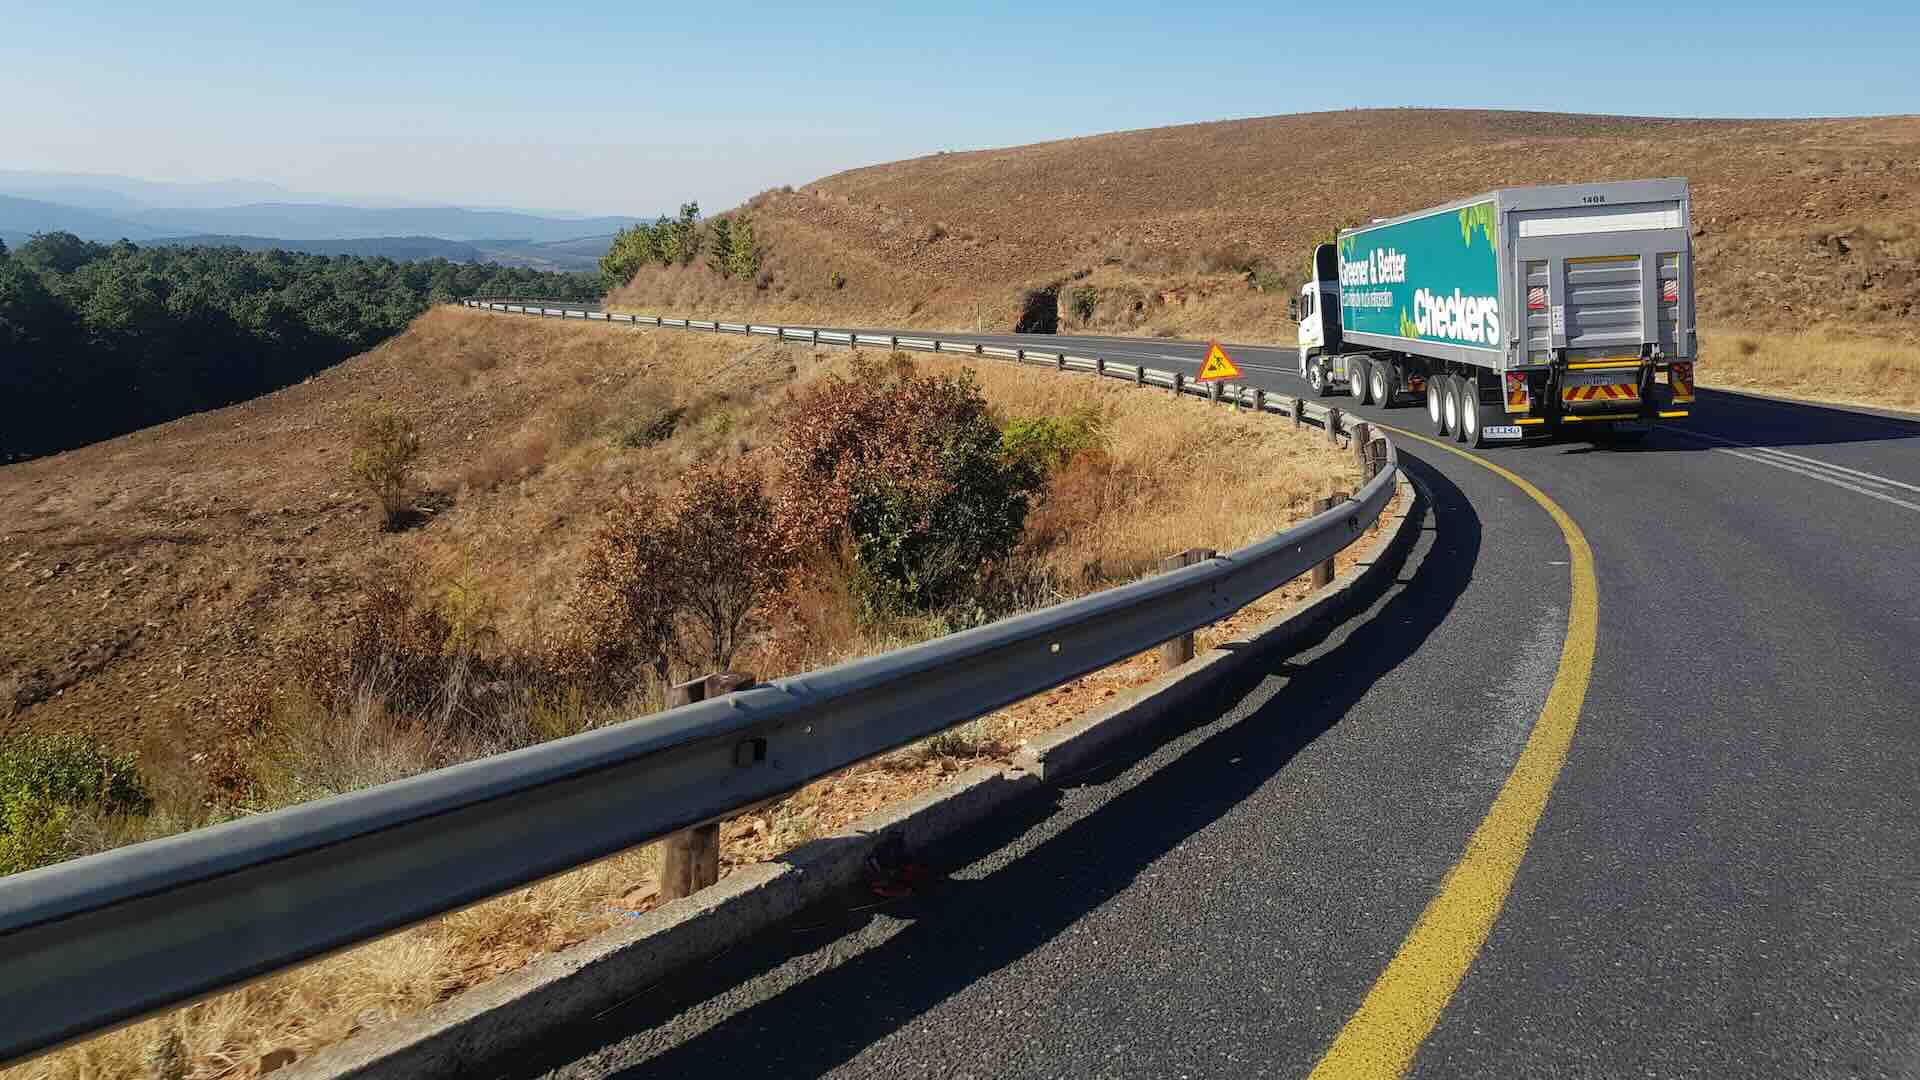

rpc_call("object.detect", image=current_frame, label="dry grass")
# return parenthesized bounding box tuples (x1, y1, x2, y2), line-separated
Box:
(1699, 328, 1920, 412)
(8, 314, 1359, 1080)
(611, 111, 1920, 349)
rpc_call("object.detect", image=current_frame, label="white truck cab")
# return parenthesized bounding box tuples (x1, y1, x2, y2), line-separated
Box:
(1290, 278, 1344, 394)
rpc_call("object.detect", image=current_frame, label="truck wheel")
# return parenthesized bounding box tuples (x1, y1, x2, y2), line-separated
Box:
(1370, 363, 1392, 407)
(1442, 376, 1462, 438)
(1307, 358, 1331, 397)
(1460, 377, 1487, 447)
(1351, 359, 1373, 404)
(1427, 376, 1447, 434)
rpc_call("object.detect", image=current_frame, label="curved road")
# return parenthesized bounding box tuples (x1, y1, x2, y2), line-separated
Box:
(487, 313, 1920, 1078)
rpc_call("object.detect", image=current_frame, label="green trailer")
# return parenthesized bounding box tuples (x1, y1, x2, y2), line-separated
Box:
(1293, 178, 1696, 447)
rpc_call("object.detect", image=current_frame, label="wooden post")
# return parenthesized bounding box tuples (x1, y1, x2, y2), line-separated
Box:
(1134, 364, 1145, 387)
(1157, 548, 1216, 671)
(1209, 380, 1221, 405)
(1056, 352, 1066, 372)
(656, 671, 751, 901)
(1351, 422, 1372, 472)
(890, 334, 899, 351)
(1095, 357, 1106, 377)
(1254, 388, 1266, 413)
(1172, 372, 1184, 397)
(1291, 397, 1304, 429)
(1311, 493, 1347, 588)
(1326, 406, 1343, 445)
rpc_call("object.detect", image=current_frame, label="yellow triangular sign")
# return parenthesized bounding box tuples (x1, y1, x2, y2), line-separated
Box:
(1196, 341, 1241, 382)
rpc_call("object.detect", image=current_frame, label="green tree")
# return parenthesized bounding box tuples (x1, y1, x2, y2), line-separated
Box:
(705, 217, 734, 278)
(726, 216, 760, 280)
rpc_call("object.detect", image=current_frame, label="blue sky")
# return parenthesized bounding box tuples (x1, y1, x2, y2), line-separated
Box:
(2, 0, 1915, 215)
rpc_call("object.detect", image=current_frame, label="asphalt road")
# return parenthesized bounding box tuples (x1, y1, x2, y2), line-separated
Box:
(487, 309, 1920, 1078)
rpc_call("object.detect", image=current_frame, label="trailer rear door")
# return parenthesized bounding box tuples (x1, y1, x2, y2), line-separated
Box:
(1512, 199, 1692, 365)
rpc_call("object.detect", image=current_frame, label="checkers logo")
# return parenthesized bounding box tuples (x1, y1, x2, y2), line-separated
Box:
(1527, 287, 1547, 311)
(1662, 279, 1680, 303)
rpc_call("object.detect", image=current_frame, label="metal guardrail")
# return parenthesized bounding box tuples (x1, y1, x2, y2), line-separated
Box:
(0, 300, 1397, 1063)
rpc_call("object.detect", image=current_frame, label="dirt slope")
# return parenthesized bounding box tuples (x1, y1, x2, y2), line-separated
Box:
(611, 109, 1920, 344)
(0, 310, 796, 749)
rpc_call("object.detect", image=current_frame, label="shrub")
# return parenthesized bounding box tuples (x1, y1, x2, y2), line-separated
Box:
(1001, 405, 1108, 474)
(1069, 286, 1098, 322)
(1, 734, 152, 873)
(671, 463, 797, 671)
(1251, 269, 1290, 294)
(775, 356, 1045, 614)
(349, 407, 420, 528)
(563, 464, 796, 682)
(561, 489, 684, 691)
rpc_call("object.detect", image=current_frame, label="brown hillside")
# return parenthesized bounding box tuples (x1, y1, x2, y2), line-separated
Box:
(0, 308, 1352, 752)
(611, 109, 1920, 344)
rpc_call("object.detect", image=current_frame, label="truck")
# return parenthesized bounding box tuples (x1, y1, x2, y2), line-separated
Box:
(1292, 178, 1695, 447)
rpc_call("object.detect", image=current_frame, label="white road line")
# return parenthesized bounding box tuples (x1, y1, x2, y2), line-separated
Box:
(1667, 429, 1920, 514)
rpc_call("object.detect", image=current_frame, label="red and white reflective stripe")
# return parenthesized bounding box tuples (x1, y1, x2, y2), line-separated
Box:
(1527, 287, 1547, 310)
(1662, 279, 1679, 303)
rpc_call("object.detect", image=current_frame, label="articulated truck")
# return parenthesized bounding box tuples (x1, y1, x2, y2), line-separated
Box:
(1292, 178, 1695, 446)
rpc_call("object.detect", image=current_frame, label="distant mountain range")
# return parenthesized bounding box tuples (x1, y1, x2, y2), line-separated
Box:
(0, 172, 647, 270)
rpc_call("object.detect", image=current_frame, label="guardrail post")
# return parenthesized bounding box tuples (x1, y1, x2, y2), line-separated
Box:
(933, 339, 941, 352)
(1325, 406, 1343, 445)
(810, 328, 819, 347)
(1291, 397, 1304, 428)
(1156, 548, 1216, 671)
(1017, 348, 1026, 363)
(657, 672, 754, 901)
(890, 334, 899, 351)
(1209, 381, 1221, 405)
(1351, 422, 1372, 471)
(1055, 353, 1066, 372)
(1134, 365, 1145, 387)
(975, 342, 984, 356)
(1254, 388, 1266, 413)
(1172, 371, 1183, 397)
(1311, 496, 1346, 588)
(1095, 357, 1106, 377)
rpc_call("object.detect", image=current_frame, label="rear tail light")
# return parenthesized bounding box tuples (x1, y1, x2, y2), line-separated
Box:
(1669, 361, 1694, 402)
(1505, 371, 1531, 412)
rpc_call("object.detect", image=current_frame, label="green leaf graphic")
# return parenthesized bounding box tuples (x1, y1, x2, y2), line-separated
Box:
(1398, 308, 1419, 337)
(1458, 203, 1497, 249)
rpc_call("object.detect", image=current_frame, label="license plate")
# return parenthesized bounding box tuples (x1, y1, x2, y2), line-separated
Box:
(1484, 425, 1524, 440)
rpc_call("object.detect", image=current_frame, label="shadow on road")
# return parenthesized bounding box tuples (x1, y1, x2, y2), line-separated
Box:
(501, 458, 1481, 1079)
(1542, 388, 1920, 458)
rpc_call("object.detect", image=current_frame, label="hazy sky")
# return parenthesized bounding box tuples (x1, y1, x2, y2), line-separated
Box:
(3, 0, 1916, 216)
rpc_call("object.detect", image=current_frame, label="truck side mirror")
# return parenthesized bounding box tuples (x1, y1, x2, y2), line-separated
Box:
(1288, 297, 1299, 320)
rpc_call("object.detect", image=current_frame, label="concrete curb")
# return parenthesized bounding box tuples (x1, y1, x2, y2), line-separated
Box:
(288, 476, 1419, 1080)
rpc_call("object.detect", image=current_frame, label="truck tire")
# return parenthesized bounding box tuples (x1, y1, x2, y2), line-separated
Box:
(1427, 375, 1448, 435)
(1351, 358, 1373, 405)
(1460, 376, 1488, 448)
(1370, 362, 1392, 407)
(1307, 357, 1331, 397)
(1442, 376, 1462, 438)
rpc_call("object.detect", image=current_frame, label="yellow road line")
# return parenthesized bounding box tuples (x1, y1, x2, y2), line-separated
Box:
(1308, 427, 1598, 1080)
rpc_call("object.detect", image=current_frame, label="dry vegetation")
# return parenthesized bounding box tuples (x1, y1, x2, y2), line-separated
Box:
(4, 306, 1360, 1078)
(608, 109, 1920, 408)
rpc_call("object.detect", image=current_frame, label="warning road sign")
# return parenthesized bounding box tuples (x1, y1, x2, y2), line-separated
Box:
(1196, 341, 1241, 382)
